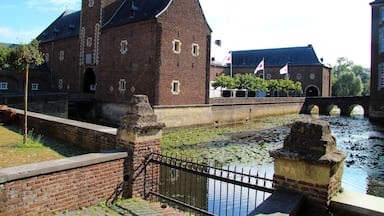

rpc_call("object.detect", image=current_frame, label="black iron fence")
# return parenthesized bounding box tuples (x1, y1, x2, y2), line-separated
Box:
(145, 153, 274, 216)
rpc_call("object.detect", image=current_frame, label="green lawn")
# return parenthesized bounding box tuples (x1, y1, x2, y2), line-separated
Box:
(0, 124, 87, 169)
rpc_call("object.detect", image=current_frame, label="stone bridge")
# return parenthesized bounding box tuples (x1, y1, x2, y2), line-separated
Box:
(302, 96, 370, 117)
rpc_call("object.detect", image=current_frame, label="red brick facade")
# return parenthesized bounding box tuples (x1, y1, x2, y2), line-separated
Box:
(0, 159, 125, 215)
(370, 0, 384, 121)
(38, 0, 211, 105)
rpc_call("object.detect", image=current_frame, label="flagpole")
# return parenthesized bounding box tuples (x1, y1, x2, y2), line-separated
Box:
(262, 58, 265, 80)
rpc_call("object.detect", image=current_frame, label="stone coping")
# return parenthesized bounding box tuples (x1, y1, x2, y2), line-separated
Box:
(270, 148, 347, 165)
(0, 151, 128, 184)
(330, 190, 384, 216)
(13, 108, 117, 135)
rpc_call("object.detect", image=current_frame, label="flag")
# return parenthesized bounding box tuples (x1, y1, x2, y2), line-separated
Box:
(223, 52, 232, 64)
(254, 58, 264, 74)
(280, 64, 288, 75)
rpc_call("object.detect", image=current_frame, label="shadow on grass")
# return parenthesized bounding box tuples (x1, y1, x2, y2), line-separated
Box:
(2, 124, 89, 157)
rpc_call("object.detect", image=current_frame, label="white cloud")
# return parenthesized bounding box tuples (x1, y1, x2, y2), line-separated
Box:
(0, 27, 42, 44)
(26, 0, 80, 12)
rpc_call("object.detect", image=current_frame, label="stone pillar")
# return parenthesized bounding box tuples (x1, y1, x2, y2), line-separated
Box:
(116, 95, 165, 199)
(270, 120, 346, 209)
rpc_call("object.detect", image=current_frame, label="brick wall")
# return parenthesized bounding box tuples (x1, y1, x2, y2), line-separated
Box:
(0, 152, 127, 215)
(157, 0, 211, 105)
(12, 108, 117, 152)
(273, 174, 343, 207)
(40, 37, 80, 93)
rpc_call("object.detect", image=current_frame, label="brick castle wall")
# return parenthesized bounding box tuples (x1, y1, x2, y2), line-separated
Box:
(0, 154, 126, 215)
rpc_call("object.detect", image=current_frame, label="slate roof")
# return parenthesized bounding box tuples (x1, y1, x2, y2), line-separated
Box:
(37, 10, 80, 43)
(232, 45, 323, 67)
(103, 0, 172, 29)
(371, 0, 384, 5)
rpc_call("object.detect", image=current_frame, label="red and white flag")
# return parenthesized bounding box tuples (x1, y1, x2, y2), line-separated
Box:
(254, 58, 264, 74)
(280, 64, 288, 75)
(223, 52, 232, 64)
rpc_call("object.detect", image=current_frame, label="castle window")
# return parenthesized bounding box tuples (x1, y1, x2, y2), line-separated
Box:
(85, 53, 92, 65)
(120, 40, 128, 54)
(380, 28, 384, 53)
(58, 79, 63, 90)
(266, 74, 272, 80)
(0, 82, 8, 90)
(45, 53, 49, 62)
(192, 43, 199, 56)
(59, 51, 64, 61)
(173, 39, 181, 54)
(88, 0, 94, 8)
(310, 73, 315, 80)
(119, 79, 127, 92)
(379, 63, 384, 90)
(31, 83, 39, 91)
(296, 73, 302, 80)
(86, 37, 93, 47)
(172, 80, 180, 95)
(381, 7, 384, 22)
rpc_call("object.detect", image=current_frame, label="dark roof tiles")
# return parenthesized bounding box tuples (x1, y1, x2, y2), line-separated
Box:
(37, 10, 80, 43)
(103, 0, 172, 28)
(232, 45, 322, 67)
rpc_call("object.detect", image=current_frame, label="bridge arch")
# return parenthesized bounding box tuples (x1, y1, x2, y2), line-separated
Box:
(348, 104, 365, 117)
(326, 104, 341, 116)
(307, 104, 320, 115)
(305, 85, 320, 97)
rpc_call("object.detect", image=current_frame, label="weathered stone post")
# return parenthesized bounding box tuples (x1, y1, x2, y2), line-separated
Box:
(270, 120, 346, 210)
(116, 95, 165, 199)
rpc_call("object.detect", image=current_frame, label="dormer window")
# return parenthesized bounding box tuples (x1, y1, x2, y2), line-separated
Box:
(68, 24, 75, 32)
(53, 28, 60, 36)
(130, 1, 138, 17)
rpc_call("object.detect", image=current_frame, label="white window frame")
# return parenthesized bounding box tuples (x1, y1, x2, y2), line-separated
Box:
(172, 39, 181, 54)
(171, 80, 180, 95)
(379, 63, 384, 90)
(86, 37, 93, 47)
(119, 79, 127, 92)
(45, 53, 50, 62)
(120, 40, 128, 54)
(31, 83, 39, 91)
(0, 82, 8, 90)
(88, 0, 94, 8)
(58, 79, 63, 90)
(310, 73, 316, 80)
(59, 50, 65, 62)
(192, 43, 199, 56)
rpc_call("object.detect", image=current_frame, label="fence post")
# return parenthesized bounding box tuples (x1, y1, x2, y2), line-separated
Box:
(116, 95, 165, 199)
(270, 120, 346, 212)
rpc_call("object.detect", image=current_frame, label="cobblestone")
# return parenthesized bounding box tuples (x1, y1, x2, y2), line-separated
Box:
(54, 198, 184, 216)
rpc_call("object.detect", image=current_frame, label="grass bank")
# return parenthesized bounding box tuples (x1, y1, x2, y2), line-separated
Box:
(0, 124, 87, 169)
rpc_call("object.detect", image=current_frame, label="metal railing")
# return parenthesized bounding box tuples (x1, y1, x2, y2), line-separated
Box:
(145, 153, 274, 216)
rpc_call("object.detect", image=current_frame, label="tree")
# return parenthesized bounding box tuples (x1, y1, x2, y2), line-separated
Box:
(0, 46, 11, 71)
(9, 39, 44, 144)
(212, 74, 236, 89)
(267, 79, 281, 96)
(333, 57, 354, 78)
(331, 57, 370, 96)
(234, 73, 254, 90)
(332, 72, 363, 96)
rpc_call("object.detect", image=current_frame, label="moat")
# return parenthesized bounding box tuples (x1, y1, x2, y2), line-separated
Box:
(162, 114, 384, 199)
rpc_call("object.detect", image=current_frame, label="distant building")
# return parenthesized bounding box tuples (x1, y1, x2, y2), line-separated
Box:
(370, 0, 384, 121)
(35, 0, 211, 107)
(217, 45, 332, 97)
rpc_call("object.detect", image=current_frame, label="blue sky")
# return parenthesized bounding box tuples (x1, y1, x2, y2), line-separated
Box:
(0, 0, 373, 67)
